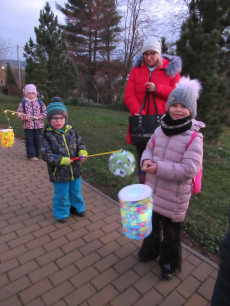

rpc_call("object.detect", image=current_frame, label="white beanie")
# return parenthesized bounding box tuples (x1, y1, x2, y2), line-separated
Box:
(142, 37, 161, 55)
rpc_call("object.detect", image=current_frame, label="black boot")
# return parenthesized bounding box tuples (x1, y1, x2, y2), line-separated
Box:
(161, 264, 174, 280)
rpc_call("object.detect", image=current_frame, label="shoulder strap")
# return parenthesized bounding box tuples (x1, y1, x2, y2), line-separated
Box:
(140, 90, 159, 117)
(186, 131, 198, 149)
(22, 100, 26, 113)
(152, 135, 155, 147)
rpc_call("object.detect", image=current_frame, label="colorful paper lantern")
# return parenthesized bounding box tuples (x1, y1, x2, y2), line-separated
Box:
(0, 129, 15, 148)
(118, 184, 153, 240)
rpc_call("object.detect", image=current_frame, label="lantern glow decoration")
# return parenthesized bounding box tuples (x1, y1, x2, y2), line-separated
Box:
(118, 184, 153, 240)
(0, 129, 15, 148)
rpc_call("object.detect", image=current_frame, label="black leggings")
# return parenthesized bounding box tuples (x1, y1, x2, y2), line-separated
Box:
(139, 211, 182, 272)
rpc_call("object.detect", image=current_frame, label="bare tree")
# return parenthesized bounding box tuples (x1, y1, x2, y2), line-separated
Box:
(0, 37, 11, 63)
(118, 0, 161, 83)
(161, 0, 190, 39)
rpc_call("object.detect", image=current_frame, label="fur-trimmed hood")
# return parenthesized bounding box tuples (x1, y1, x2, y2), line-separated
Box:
(133, 54, 182, 78)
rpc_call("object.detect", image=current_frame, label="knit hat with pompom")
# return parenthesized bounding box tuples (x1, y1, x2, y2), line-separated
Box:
(46, 97, 68, 122)
(167, 77, 202, 118)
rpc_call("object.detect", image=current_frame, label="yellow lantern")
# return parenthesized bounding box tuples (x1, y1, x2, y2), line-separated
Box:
(0, 129, 15, 148)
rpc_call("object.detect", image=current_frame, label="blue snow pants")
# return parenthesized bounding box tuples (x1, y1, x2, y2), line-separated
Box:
(52, 177, 85, 220)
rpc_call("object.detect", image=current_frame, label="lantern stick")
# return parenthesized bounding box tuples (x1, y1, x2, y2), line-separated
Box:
(4, 110, 39, 119)
(71, 149, 122, 161)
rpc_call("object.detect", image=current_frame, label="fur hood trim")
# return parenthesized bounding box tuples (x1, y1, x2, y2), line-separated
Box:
(133, 53, 182, 78)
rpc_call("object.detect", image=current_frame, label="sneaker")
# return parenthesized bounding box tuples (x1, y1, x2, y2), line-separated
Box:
(57, 218, 67, 223)
(161, 264, 174, 280)
(77, 211, 86, 217)
(29, 157, 38, 161)
(70, 206, 86, 217)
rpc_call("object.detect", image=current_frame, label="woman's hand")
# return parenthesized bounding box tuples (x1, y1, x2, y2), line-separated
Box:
(145, 82, 157, 92)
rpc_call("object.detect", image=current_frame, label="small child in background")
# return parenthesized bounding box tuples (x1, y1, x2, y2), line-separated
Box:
(139, 77, 204, 280)
(40, 97, 88, 223)
(17, 84, 47, 161)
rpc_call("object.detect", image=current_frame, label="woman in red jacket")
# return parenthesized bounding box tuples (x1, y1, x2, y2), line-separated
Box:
(124, 37, 182, 180)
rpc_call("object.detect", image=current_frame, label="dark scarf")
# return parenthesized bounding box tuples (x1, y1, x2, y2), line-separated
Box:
(161, 111, 192, 136)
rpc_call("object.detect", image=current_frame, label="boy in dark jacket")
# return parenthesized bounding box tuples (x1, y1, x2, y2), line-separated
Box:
(40, 97, 88, 223)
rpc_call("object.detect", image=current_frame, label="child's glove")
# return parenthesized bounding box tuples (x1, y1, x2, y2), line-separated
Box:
(61, 157, 71, 166)
(79, 150, 88, 163)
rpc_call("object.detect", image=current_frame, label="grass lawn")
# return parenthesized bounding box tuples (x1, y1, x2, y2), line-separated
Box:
(1, 98, 229, 255)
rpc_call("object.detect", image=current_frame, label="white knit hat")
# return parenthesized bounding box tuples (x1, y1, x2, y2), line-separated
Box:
(142, 37, 161, 55)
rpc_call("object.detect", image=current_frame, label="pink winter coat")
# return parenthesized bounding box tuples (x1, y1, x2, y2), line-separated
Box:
(17, 98, 47, 129)
(141, 126, 203, 222)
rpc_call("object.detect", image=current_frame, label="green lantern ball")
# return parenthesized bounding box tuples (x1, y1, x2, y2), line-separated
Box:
(108, 150, 135, 177)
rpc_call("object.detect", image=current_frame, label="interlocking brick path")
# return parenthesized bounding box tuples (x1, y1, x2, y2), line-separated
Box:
(0, 139, 218, 306)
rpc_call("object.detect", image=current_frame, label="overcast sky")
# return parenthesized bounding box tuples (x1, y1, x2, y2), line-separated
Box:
(0, 0, 66, 61)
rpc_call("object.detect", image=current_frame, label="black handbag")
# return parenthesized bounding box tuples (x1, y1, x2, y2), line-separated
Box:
(129, 90, 161, 146)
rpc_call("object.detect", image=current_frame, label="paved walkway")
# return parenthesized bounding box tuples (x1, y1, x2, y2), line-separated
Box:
(0, 139, 219, 306)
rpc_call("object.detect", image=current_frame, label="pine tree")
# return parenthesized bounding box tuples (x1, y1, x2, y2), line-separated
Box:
(161, 37, 168, 54)
(177, 0, 230, 139)
(56, 0, 121, 79)
(57, 0, 99, 77)
(5, 62, 17, 86)
(97, 0, 122, 103)
(24, 2, 78, 101)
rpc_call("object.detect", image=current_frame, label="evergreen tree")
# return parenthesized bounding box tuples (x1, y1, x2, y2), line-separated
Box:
(56, 0, 122, 79)
(24, 2, 78, 101)
(97, 0, 122, 103)
(5, 62, 17, 86)
(161, 37, 168, 54)
(177, 0, 230, 139)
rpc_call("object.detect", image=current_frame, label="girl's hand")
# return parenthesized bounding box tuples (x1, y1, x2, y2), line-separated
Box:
(144, 161, 158, 174)
(80, 154, 86, 163)
(24, 115, 30, 121)
(37, 116, 43, 120)
(142, 160, 152, 169)
(145, 82, 157, 92)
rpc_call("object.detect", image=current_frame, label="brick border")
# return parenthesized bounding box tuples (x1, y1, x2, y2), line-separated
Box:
(15, 137, 219, 270)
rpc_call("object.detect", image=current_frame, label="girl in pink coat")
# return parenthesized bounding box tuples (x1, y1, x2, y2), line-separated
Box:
(17, 84, 46, 161)
(139, 77, 204, 280)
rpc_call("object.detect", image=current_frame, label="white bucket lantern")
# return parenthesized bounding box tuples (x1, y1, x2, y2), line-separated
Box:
(118, 184, 153, 240)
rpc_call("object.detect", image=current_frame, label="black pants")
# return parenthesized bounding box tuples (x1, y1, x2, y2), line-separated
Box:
(136, 146, 146, 183)
(24, 129, 42, 158)
(139, 211, 182, 272)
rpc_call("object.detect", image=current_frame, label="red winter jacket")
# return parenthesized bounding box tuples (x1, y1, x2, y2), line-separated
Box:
(124, 54, 182, 144)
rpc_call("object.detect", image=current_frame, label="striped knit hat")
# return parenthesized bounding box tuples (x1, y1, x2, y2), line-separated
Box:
(46, 97, 68, 121)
